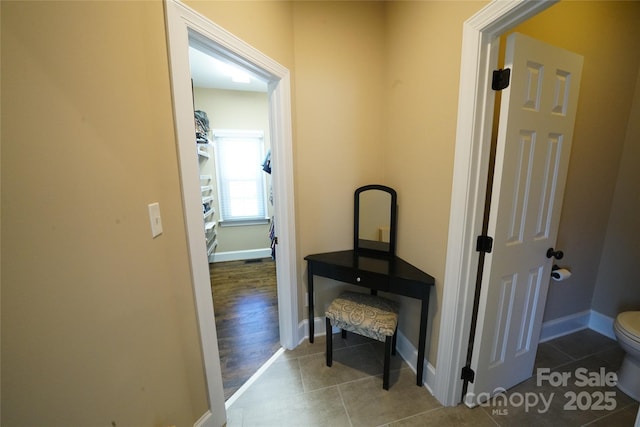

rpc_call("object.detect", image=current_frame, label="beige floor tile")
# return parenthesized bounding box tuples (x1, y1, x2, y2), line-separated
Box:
(225, 406, 244, 427)
(228, 386, 351, 427)
(281, 335, 330, 360)
(300, 343, 384, 392)
(284, 331, 377, 360)
(481, 355, 634, 427)
(229, 357, 304, 408)
(534, 341, 574, 370)
(369, 340, 411, 371)
(593, 344, 625, 370)
(226, 330, 633, 427)
(386, 404, 497, 427)
(339, 368, 441, 427)
(339, 331, 381, 347)
(585, 402, 640, 426)
(477, 376, 559, 427)
(548, 329, 618, 360)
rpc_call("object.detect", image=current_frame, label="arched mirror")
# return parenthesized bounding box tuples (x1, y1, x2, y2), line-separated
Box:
(354, 185, 397, 256)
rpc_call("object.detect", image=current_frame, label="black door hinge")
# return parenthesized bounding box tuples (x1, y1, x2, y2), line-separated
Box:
(492, 68, 511, 91)
(476, 235, 493, 253)
(461, 365, 475, 383)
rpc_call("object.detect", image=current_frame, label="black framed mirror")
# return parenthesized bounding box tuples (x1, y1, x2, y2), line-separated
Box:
(354, 185, 397, 256)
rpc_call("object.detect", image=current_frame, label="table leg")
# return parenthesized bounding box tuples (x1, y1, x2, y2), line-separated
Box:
(417, 293, 429, 386)
(307, 267, 314, 343)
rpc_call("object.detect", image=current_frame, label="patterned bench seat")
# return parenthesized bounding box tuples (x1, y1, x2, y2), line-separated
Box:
(325, 291, 399, 389)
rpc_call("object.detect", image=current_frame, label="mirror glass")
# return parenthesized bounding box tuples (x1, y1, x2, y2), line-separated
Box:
(354, 185, 397, 256)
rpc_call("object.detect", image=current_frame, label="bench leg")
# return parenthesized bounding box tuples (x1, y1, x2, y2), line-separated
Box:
(383, 335, 392, 390)
(326, 317, 333, 367)
(392, 328, 397, 356)
(341, 329, 347, 339)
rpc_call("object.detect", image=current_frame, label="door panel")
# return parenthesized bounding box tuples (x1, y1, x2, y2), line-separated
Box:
(465, 32, 583, 405)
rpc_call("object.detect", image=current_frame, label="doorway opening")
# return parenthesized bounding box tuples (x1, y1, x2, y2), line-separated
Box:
(165, 1, 298, 422)
(189, 43, 280, 400)
(434, 0, 556, 407)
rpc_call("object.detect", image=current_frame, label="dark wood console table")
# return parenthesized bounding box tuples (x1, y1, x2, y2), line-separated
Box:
(304, 250, 435, 386)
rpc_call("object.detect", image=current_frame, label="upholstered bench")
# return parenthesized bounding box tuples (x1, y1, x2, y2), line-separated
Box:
(325, 291, 399, 390)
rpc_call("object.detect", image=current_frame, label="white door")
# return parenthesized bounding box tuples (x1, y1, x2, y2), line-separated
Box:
(465, 32, 583, 405)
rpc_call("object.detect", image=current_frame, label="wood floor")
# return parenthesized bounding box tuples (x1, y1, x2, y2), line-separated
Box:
(209, 258, 280, 400)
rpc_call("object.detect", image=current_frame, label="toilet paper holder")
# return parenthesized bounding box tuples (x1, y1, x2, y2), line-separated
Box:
(551, 264, 572, 281)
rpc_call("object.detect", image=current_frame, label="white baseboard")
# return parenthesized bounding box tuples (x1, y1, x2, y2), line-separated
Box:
(297, 317, 326, 345)
(210, 248, 272, 263)
(540, 310, 616, 343)
(298, 318, 436, 394)
(193, 410, 214, 427)
(588, 310, 616, 340)
(395, 329, 437, 395)
(539, 310, 590, 343)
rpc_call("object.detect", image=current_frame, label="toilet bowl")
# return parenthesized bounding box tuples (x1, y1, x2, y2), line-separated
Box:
(613, 311, 640, 402)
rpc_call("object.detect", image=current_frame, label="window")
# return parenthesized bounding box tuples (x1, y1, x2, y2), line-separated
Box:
(213, 130, 268, 224)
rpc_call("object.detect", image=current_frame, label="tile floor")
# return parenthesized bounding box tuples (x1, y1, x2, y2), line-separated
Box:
(226, 329, 639, 426)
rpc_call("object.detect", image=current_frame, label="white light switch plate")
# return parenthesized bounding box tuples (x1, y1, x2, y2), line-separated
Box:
(148, 202, 163, 238)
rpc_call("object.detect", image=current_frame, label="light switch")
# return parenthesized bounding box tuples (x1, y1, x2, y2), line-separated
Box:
(148, 202, 163, 238)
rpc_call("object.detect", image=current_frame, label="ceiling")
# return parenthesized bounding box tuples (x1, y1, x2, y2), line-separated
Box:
(189, 46, 268, 93)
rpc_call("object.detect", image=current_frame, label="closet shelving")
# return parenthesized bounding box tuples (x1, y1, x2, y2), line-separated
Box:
(198, 142, 218, 260)
(196, 143, 210, 158)
(203, 207, 215, 220)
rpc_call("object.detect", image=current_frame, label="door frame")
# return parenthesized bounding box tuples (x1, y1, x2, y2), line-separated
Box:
(164, 0, 298, 424)
(433, 0, 557, 407)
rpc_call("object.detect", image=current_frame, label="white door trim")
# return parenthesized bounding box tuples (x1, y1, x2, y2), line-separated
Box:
(164, 1, 298, 424)
(434, 0, 557, 407)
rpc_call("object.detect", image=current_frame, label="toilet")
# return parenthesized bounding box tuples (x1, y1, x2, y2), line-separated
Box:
(613, 311, 640, 402)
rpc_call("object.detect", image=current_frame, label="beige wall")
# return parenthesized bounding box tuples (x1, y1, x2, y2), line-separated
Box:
(508, 1, 640, 322)
(291, 1, 389, 309)
(1, 1, 209, 425)
(193, 88, 272, 255)
(185, 0, 295, 72)
(384, 0, 488, 363)
(591, 67, 640, 317)
(4, 1, 638, 424)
